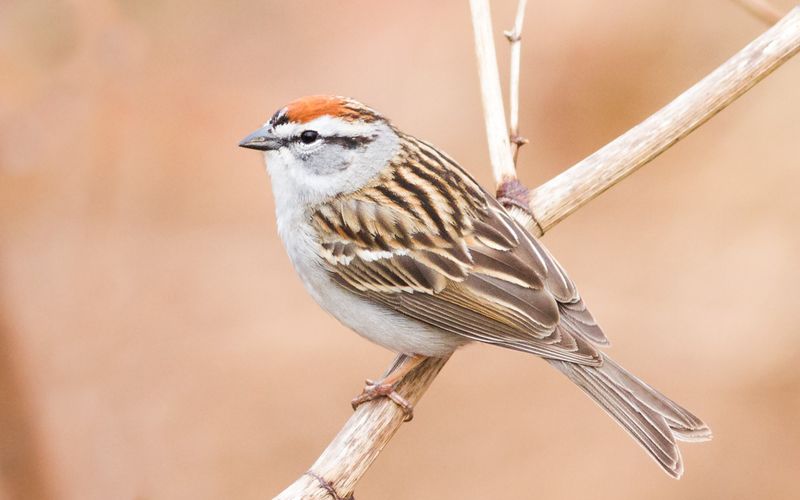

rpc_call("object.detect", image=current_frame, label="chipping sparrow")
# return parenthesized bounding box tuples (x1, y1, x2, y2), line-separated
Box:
(239, 95, 711, 478)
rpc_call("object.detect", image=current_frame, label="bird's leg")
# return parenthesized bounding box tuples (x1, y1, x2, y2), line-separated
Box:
(351, 354, 427, 422)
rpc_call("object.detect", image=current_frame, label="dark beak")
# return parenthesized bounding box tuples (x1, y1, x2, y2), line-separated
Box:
(239, 127, 281, 151)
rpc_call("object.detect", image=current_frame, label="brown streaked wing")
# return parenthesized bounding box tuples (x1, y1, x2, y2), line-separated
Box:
(466, 201, 608, 348)
(487, 195, 609, 346)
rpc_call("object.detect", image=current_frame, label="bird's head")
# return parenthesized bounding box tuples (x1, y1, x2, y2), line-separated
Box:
(240, 96, 400, 204)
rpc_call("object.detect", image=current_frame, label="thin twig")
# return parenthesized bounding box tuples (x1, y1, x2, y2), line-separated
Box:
(505, 0, 529, 165)
(273, 6, 800, 499)
(469, 0, 518, 183)
(731, 0, 783, 25)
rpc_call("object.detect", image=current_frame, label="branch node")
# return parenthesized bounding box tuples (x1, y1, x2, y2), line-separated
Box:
(510, 134, 529, 146)
(496, 177, 532, 211)
(504, 29, 521, 42)
(305, 471, 354, 500)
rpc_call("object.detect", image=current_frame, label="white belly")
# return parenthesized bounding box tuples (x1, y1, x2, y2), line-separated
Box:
(276, 204, 464, 357)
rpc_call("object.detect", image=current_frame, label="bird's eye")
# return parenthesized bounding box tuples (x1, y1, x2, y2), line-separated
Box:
(299, 130, 319, 144)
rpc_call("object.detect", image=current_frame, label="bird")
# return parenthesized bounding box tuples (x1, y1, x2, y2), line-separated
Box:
(239, 95, 711, 478)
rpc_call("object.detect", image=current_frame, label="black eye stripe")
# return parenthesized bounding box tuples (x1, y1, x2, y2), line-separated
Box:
(291, 133, 378, 149)
(321, 134, 377, 149)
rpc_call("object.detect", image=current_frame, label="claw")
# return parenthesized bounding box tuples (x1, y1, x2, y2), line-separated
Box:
(351, 379, 414, 422)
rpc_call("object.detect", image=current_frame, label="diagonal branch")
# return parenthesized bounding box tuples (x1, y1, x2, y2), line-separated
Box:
(273, 5, 800, 499)
(522, 6, 800, 236)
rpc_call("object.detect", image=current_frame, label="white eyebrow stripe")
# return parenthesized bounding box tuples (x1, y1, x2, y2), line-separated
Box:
(272, 116, 377, 139)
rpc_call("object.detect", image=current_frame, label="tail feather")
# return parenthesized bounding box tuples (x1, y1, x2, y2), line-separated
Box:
(549, 355, 712, 478)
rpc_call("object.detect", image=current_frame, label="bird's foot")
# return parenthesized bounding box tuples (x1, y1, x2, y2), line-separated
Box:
(351, 378, 414, 422)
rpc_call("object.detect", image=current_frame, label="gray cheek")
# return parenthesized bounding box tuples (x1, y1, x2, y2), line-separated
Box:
(302, 146, 352, 175)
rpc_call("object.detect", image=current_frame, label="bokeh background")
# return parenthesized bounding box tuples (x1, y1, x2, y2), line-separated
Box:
(2, 1, 799, 499)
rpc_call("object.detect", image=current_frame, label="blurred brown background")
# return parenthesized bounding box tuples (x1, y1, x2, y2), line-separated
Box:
(1, 1, 799, 499)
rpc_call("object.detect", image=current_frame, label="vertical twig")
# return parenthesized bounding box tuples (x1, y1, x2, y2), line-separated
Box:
(469, 0, 518, 184)
(505, 0, 529, 165)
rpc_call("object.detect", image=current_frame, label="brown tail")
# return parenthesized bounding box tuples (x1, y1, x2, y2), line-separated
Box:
(548, 355, 712, 478)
